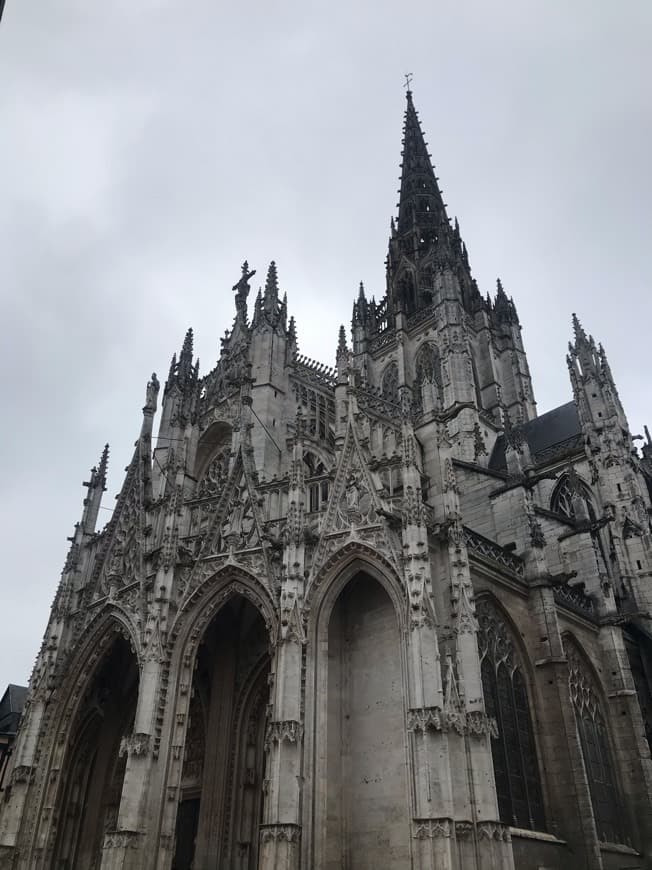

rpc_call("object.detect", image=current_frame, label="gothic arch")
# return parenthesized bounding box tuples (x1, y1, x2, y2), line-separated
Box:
(550, 470, 596, 522)
(171, 564, 277, 656)
(305, 542, 404, 627)
(43, 616, 140, 869)
(306, 554, 410, 868)
(381, 361, 400, 406)
(194, 421, 233, 482)
(475, 595, 546, 831)
(159, 569, 276, 869)
(562, 633, 625, 844)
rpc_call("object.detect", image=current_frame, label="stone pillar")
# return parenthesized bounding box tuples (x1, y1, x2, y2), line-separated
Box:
(259, 636, 303, 870)
(100, 656, 162, 870)
(0, 697, 45, 867)
(406, 623, 456, 870)
(598, 623, 652, 859)
(525, 545, 604, 869)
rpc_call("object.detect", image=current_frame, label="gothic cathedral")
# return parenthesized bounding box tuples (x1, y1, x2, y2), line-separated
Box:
(1, 89, 651, 870)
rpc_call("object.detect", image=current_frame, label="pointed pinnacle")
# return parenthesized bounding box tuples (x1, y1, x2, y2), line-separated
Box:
(288, 315, 297, 342)
(571, 313, 587, 343)
(358, 281, 366, 301)
(265, 261, 279, 299)
(98, 443, 109, 479)
(496, 278, 506, 297)
(181, 327, 194, 359)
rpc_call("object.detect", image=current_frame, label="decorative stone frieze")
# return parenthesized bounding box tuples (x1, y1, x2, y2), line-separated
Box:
(477, 821, 511, 842)
(407, 707, 497, 737)
(259, 823, 301, 843)
(264, 719, 303, 749)
(11, 765, 34, 786)
(455, 821, 474, 839)
(103, 830, 141, 850)
(413, 818, 452, 838)
(119, 732, 151, 758)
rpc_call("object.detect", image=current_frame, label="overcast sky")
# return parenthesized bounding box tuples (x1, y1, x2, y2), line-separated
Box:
(1, 1, 650, 692)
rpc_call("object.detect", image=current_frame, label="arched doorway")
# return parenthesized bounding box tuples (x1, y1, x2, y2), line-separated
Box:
(324, 571, 410, 869)
(52, 632, 139, 869)
(173, 596, 271, 870)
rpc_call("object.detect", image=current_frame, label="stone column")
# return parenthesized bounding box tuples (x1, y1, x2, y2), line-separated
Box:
(259, 635, 303, 870)
(524, 545, 604, 870)
(0, 697, 46, 870)
(598, 622, 652, 859)
(100, 653, 163, 870)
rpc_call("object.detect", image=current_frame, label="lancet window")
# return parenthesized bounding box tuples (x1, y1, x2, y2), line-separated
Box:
(564, 639, 623, 844)
(551, 470, 596, 522)
(413, 342, 442, 413)
(304, 451, 330, 513)
(381, 362, 400, 405)
(292, 382, 335, 445)
(476, 598, 545, 831)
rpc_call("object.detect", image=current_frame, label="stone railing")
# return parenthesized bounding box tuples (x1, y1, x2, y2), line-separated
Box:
(553, 583, 596, 619)
(369, 329, 396, 354)
(463, 527, 525, 578)
(357, 387, 402, 421)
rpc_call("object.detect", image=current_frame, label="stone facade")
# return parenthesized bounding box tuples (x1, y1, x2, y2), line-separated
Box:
(1, 89, 651, 870)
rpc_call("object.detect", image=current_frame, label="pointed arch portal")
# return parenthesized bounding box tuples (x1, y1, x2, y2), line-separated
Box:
(323, 571, 410, 869)
(173, 594, 271, 870)
(52, 633, 139, 870)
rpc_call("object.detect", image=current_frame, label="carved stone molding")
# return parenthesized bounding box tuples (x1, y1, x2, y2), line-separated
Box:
(465, 710, 499, 738)
(477, 821, 511, 842)
(259, 823, 301, 843)
(264, 719, 303, 749)
(407, 706, 444, 732)
(103, 830, 142, 850)
(455, 821, 474, 839)
(407, 707, 497, 738)
(119, 732, 151, 758)
(11, 765, 35, 786)
(413, 818, 452, 838)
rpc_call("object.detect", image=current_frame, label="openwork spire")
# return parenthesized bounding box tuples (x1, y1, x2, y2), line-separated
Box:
(396, 89, 448, 238)
(386, 87, 480, 316)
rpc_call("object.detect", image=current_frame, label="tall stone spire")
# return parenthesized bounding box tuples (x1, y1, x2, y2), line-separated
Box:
(386, 87, 480, 315)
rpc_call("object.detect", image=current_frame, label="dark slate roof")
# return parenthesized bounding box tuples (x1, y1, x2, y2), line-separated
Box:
(489, 401, 583, 471)
(0, 684, 28, 735)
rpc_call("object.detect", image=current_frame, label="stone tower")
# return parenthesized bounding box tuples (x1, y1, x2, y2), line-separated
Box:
(1, 88, 651, 870)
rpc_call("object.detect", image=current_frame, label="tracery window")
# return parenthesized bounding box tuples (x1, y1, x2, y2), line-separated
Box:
(381, 362, 400, 405)
(564, 639, 623, 844)
(476, 598, 546, 831)
(413, 343, 442, 413)
(551, 470, 596, 522)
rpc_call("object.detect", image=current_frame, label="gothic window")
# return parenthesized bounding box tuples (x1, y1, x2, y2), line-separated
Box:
(304, 451, 330, 513)
(565, 639, 623, 844)
(381, 362, 400, 406)
(380, 464, 403, 500)
(550, 470, 596, 522)
(476, 598, 546, 831)
(413, 343, 442, 413)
